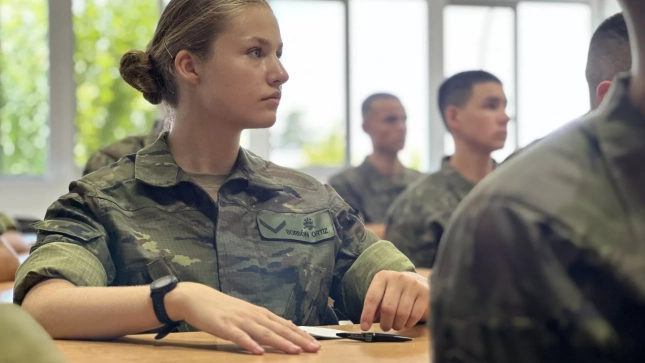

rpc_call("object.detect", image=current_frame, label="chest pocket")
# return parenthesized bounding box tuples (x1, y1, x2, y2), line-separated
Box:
(256, 209, 337, 325)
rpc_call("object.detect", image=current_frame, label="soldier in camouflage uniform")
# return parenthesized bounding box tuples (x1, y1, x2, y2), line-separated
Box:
(15, 0, 429, 356)
(431, 2, 645, 361)
(0, 304, 69, 363)
(83, 119, 166, 176)
(0, 215, 20, 281)
(329, 93, 423, 238)
(384, 71, 509, 268)
(0, 212, 29, 254)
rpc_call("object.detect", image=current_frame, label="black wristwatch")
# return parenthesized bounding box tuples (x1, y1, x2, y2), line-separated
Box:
(150, 275, 181, 340)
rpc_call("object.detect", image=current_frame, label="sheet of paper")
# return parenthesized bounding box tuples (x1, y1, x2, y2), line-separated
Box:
(298, 326, 346, 340)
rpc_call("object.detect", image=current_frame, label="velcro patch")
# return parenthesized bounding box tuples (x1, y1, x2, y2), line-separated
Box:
(257, 210, 336, 243)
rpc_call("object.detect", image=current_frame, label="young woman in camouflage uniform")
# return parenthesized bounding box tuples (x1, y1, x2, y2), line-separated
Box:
(15, 0, 429, 356)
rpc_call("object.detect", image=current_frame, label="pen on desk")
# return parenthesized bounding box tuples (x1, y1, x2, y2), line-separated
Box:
(336, 332, 413, 342)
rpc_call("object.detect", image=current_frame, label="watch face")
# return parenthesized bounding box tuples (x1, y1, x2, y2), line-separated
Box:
(151, 275, 175, 290)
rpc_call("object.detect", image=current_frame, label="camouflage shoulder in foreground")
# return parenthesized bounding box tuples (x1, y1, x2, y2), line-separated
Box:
(431, 75, 645, 362)
(0, 304, 69, 363)
(15, 132, 414, 329)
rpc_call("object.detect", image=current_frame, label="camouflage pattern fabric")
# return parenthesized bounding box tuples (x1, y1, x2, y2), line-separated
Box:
(0, 304, 69, 363)
(14, 132, 415, 329)
(431, 74, 645, 362)
(0, 213, 15, 232)
(0, 217, 5, 235)
(329, 159, 423, 224)
(384, 158, 475, 268)
(82, 119, 164, 176)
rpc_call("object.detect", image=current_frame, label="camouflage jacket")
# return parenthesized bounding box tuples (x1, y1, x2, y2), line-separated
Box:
(384, 158, 475, 268)
(83, 119, 164, 176)
(431, 75, 645, 363)
(0, 304, 69, 363)
(329, 159, 423, 224)
(14, 133, 414, 328)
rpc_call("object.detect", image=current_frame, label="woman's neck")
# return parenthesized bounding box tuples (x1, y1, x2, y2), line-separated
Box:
(167, 107, 241, 175)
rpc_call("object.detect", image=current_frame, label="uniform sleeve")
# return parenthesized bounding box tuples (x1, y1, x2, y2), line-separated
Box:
(13, 180, 116, 304)
(327, 186, 415, 322)
(384, 196, 443, 269)
(431, 196, 619, 363)
(83, 151, 118, 176)
(328, 175, 367, 223)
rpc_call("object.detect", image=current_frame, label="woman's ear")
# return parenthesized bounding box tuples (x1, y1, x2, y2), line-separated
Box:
(174, 50, 199, 85)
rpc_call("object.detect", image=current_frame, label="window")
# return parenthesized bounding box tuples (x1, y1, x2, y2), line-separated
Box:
(268, 0, 346, 168)
(443, 2, 592, 160)
(443, 5, 516, 161)
(350, 0, 429, 170)
(0, 0, 49, 175)
(72, 0, 160, 167)
(517, 2, 591, 146)
(603, 0, 621, 18)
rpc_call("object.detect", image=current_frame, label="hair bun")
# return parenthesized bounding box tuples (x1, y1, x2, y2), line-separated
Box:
(120, 50, 163, 105)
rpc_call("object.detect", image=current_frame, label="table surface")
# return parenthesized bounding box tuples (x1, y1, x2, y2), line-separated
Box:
(3, 252, 433, 361)
(416, 268, 431, 279)
(55, 324, 430, 363)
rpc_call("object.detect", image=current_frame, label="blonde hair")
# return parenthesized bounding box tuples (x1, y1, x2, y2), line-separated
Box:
(119, 0, 269, 106)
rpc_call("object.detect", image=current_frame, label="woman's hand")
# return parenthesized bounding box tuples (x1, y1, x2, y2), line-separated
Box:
(359, 271, 429, 331)
(167, 282, 321, 355)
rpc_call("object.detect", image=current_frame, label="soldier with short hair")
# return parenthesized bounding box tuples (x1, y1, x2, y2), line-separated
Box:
(385, 70, 509, 268)
(329, 93, 422, 238)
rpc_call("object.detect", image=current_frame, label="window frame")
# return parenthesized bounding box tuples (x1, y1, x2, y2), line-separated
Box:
(0, 0, 607, 219)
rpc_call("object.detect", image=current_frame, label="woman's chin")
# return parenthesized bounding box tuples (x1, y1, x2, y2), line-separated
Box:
(244, 117, 277, 129)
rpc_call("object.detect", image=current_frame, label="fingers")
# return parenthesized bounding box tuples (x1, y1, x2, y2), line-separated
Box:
(267, 314, 318, 345)
(378, 280, 403, 331)
(360, 271, 430, 332)
(220, 327, 265, 355)
(262, 318, 321, 353)
(202, 309, 319, 355)
(246, 323, 304, 355)
(392, 287, 415, 331)
(404, 293, 429, 328)
(360, 273, 388, 330)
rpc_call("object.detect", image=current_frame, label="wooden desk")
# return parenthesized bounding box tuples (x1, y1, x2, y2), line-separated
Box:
(0, 281, 13, 303)
(56, 324, 430, 362)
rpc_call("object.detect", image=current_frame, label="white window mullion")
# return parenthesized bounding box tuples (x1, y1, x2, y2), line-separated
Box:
(49, 0, 78, 181)
(428, 0, 446, 172)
